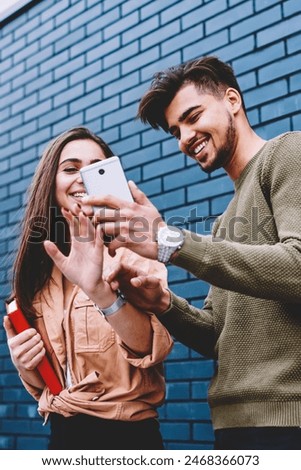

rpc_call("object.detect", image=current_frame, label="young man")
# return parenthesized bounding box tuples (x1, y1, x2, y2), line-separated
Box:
(82, 56, 301, 449)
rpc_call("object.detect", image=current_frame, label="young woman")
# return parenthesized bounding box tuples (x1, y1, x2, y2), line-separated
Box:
(3, 127, 173, 450)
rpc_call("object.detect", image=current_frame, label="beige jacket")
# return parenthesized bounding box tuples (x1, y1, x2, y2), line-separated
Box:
(19, 248, 173, 421)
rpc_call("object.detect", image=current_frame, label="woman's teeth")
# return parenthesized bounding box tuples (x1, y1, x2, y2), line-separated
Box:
(71, 192, 87, 198)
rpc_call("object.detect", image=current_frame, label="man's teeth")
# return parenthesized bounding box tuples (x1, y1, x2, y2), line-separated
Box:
(72, 192, 87, 198)
(194, 140, 208, 154)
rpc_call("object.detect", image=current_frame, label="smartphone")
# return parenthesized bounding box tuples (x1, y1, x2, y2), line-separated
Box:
(80, 156, 133, 211)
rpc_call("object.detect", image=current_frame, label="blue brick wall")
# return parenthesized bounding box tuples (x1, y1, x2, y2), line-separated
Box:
(0, 0, 300, 450)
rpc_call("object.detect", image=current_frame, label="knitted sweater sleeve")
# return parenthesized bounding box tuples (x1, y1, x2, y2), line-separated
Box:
(158, 288, 216, 358)
(172, 133, 301, 304)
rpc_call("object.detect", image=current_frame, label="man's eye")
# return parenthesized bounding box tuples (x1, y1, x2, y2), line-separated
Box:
(189, 113, 200, 123)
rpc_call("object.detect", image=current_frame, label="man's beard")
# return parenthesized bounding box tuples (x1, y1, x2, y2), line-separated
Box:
(200, 113, 236, 174)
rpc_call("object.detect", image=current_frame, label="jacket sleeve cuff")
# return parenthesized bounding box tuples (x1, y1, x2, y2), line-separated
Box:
(118, 314, 173, 368)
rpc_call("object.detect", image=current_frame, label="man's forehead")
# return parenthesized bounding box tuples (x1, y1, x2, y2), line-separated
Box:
(165, 83, 207, 126)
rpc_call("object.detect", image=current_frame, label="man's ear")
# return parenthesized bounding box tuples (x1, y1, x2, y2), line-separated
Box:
(224, 87, 242, 115)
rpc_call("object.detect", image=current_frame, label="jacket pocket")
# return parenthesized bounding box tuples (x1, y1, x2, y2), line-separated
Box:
(72, 302, 115, 353)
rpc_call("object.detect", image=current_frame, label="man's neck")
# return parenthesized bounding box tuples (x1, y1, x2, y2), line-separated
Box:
(225, 124, 267, 181)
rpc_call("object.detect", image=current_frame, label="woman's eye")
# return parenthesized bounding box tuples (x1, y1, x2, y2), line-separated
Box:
(63, 167, 78, 173)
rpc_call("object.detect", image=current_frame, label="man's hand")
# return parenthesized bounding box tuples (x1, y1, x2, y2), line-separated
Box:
(82, 181, 166, 259)
(106, 262, 171, 315)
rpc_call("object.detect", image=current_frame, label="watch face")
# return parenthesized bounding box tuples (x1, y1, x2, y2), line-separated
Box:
(159, 226, 184, 247)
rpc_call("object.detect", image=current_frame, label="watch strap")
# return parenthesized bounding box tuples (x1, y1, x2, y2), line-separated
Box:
(94, 291, 126, 317)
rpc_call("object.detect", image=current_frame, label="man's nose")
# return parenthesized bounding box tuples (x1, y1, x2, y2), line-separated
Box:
(179, 126, 196, 152)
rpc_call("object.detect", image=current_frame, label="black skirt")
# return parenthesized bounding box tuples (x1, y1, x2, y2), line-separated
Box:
(48, 413, 164, 450)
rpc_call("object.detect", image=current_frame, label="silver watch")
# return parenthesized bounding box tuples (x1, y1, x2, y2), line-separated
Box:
(94, 291, 126, 317)
(156, 225, 184, 264)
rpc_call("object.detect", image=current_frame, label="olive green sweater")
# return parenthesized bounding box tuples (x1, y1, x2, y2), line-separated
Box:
(160, 132, 301, 430)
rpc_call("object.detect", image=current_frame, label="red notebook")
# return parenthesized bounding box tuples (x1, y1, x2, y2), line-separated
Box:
(6, 299, 62, 396)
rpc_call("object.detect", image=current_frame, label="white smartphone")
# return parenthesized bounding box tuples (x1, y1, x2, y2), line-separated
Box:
(80, 156, 133, 211)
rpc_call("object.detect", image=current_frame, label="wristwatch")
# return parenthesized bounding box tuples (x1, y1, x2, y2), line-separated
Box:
(156, 225, 184, 264)
(94, 291, 126, 317)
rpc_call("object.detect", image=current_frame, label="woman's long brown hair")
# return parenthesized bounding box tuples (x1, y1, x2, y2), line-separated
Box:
(11, 127, 114, 319)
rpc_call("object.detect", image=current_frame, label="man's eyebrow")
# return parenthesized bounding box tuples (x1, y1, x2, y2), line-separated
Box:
(168, 106, 200, 134)
(178, 105, 200, 123)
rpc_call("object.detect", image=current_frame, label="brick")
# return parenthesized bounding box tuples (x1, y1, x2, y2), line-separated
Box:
(86, 66, 120, 93)
(70, 3, 102, 31)
(169, 342, 191, 361)
(287, 34, 301, 54)
(283, 0, 301, 17)
(257, 14, 301, 47)
(103, 41, 138, 69)
(85, 96, 119, 122)
(27, 19, 54, 45)
(141, 51, 180, 82)
(38, 105, 68, 128)
(57, 27, 86, 56)
(56, 83, 85, 109)
(233, 42, 285, 75)
(207, 1, 253, 36)
(87, 36, 121, 65)
(255, 118, 291, 140)
(162, 23, 203, 57)
(254, 0, 280, 11)
(261, 93, 301, 121)
(172, 279, 212, 299)
(152, 189, 185, 211)
(211, 193, 234, 216)
(1, 36, 26, 60)
(122, 46, 160, 76)
(188, 175, 235, 202)
(103, 102, 138, 128)
(193, 422, 215, 442)
(55, 56, 86, 81)
(142, 128, 169, 146)
(41, 0, 69, 23)
(162, 0, 204, 25)
(56, 1, 87, 27)
(141, 0, 175, 21)
(244, 79, 288, 109)
(41, 23, 68, 50)
(164, 200, 210, 222)
(16, 436, 48, 450)
(166, 401, 212, 420)
(259, 54, 301, 84)
(142, 153, 185, 180)
(104, 11, 139, 40)
(161, 422, 190, 440)
(122, 0, 151, 15)
(13, 41, 39, 66)
(164, 166, 208, 192)
(182, 0, 227, 30)
(124, 17, 160, 46)
(192, 381, 211, 400)
(184, 30, 228, 61)
(105, 71, 139, 100)
(0, 436, 14, 449)
(86, 8, 120, 35)
(40, 50, 68, 75)
(0, 62, 25, 84)
(230, 4, 281, 41)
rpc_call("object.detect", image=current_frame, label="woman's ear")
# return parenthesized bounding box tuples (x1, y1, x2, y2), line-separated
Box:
(224, 87, 242, 115)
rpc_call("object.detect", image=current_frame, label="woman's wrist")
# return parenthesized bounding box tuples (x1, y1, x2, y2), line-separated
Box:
(86, 281, 118, 309)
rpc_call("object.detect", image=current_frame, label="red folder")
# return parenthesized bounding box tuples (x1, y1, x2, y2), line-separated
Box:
(6, 299, 62, 395)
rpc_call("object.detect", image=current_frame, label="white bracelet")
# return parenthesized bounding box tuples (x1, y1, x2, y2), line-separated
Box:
(94, 291, 126, 317)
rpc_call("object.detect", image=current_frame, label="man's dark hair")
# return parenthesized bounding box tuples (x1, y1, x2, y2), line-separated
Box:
(137, 56, 246, 132)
